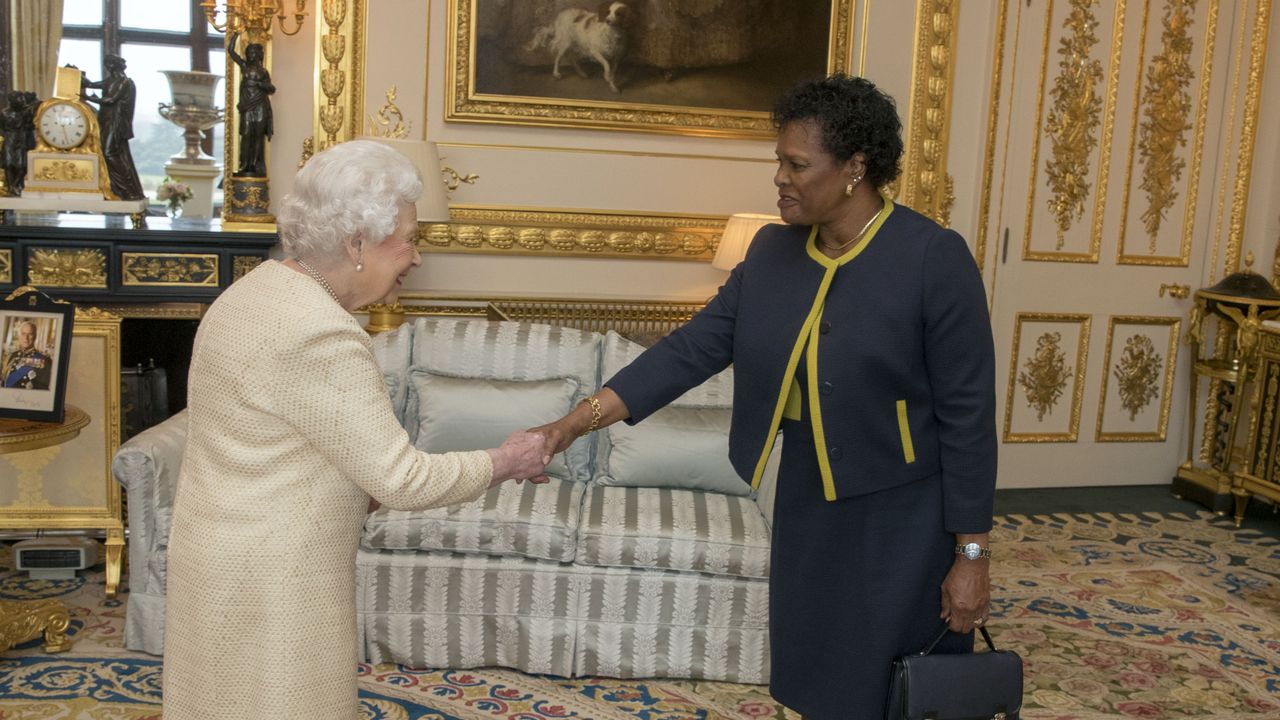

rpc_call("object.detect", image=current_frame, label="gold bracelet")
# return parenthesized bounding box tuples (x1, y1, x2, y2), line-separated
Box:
(582, 395, 602, 435)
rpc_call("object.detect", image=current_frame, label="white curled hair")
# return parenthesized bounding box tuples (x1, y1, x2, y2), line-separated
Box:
(276, 139, 423, 262)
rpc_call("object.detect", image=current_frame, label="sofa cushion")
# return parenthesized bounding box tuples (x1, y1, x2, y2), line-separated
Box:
(370, 324, 412, 424)
(595, 331, 744, 494)
(406, 318, 602, 484)
(576, 484, 770, 579)
(595, 406, 749, 496)
(410, 372, 580, 480)
(362, 477, 585, 563)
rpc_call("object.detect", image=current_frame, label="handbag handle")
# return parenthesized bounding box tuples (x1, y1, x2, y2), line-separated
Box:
(918, 623, 999, 655)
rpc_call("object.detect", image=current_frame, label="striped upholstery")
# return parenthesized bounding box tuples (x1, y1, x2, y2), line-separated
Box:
(576, 484, 771, 579)
(405, 319, 603, 484)
(576, 565, 770, 683)
(370, 324, 413, 424)
(362, 478, 585, 562)
(110, 409, 190, 656)
(358, 548, 580, 677)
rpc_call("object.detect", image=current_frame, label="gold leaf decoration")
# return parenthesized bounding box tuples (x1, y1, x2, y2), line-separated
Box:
(1139, 0, 1196, 243)
(1044, 0, 1104, 248)
(0, 249, 11, 284)
(27, 248, 107, 287)
(1019, 332, 1072, 421)
(1112, 333, 1164, 420)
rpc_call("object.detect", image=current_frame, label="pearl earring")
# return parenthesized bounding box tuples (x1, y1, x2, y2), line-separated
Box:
(355, 262, 363, 272)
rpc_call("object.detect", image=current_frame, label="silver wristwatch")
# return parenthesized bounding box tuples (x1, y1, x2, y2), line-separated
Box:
(955, 542, 991, 560)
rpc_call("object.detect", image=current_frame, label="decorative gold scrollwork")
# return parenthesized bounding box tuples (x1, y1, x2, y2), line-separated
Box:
(1139, 0, 1196, 243)
(27, 248, 107, 287)
(1113, 333, 1164, 420)
(0, 249, 11, 283)
(1044, 0, 1104, 248)
(1018, 332, 1072, 421)
(0, 599, 72, 653)
(367, 85, 409, 139)
(233, 255, 264, 280)
(34, 159, 93, 182)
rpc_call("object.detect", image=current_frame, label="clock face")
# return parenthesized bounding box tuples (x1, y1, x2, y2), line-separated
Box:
(38, 103, 89, 150)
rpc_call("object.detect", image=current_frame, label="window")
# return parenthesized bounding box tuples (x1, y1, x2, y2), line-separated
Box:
(59, 0, 224, 210)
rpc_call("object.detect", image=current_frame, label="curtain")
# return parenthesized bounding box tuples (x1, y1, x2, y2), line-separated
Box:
(10, 0, 64, 96)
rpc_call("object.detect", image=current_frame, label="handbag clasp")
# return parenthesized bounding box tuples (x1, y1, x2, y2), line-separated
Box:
(993, 714, 1006, 720)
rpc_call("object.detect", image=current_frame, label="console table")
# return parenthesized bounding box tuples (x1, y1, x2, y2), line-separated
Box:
(0, 214, 277, 303)
(0, 405, 89, 655)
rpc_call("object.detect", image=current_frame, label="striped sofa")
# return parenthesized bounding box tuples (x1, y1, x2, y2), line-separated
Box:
(113, 317, 780, 683)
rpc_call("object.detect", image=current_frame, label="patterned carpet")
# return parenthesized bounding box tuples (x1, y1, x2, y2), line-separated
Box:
(1, 511, 1277, 719)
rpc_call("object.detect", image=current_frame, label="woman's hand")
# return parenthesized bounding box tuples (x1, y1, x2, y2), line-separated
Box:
(486, 430, 552, 487)
(940, 556, 991, 634)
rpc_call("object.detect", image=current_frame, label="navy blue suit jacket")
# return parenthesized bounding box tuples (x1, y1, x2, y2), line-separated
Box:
(607, 203, 997, 534)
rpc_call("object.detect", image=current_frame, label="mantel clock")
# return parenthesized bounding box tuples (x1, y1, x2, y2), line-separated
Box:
(22, 67, 116, 199)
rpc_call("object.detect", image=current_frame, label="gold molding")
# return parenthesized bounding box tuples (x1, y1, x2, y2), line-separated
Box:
(0, 248, 11, 284)
(901, 0, 959, 223)
(26, 248, 107, 288)
(444, 0, 853, 138)
(310, 0, 366, 151)
(1003, 311, 1092, 443)
(121, 253, 219, 287)
(91, 303, 206, 320)
(1043, 0, 1105, 248)
(1119, 0, 1218, 266)
(1096, 315, 1181, 442)
(0, 598, 72, 653)
(1, 308, 124, 596)
(1225, 0, 1271, 273)
(418, 206, 727, 261)
(974, 0, 1010, 274)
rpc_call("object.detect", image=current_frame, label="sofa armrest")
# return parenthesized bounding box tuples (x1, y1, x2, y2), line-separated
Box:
(112, 410, 189, 566)
(752, 432, 783, 530)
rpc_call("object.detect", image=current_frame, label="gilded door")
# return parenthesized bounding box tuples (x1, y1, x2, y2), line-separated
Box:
(978, 0, 1264, 487)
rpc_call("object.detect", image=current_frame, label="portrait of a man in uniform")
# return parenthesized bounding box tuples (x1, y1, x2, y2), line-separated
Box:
(2, 318, 54, 390)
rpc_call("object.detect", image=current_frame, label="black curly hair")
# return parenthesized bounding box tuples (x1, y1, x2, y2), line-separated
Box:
(771, 74, 903, 189)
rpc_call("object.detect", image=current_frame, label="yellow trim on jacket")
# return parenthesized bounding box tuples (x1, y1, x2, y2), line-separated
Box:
(750, 201, 894, 498)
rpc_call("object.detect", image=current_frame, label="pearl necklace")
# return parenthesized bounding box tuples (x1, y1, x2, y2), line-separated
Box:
(820, 205, 883, 253)
(295, 259, 341, 305)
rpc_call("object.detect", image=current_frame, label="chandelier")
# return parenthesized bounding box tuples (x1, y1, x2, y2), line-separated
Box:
(199, 0, 308, 37)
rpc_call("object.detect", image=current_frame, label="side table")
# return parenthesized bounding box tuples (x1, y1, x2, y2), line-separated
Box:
(0, 405, 89, 654)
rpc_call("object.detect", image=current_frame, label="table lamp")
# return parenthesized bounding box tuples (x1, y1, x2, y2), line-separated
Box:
(712, 213, 780, 271)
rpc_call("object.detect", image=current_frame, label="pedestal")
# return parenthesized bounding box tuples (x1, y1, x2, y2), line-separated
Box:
(224, 176, 273, 224)
(163, 161, 222, 219)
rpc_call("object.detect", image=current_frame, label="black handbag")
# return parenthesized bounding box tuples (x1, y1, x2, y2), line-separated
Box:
(886, 624, 1023, 720)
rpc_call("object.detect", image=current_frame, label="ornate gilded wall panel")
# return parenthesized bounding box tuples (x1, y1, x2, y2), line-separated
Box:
(418, 206, 727, 261)
(0, 248, 11, 284)
(1095, 315, 1181, 441)
(1004, 312, 1092, 442)
(121, 253, 220, 287)
(232, 255, 264, 281)
(311, 0, 366, 151)
(1021, 0, 1124, 263)
(901, 0, 960, 225)
(1117, 0, 1218, 266)
(26, 248, 108, 288)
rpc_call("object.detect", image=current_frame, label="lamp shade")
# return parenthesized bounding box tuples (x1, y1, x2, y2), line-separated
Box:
(364, 138, 451, 223)
(713, 213, 779, 270)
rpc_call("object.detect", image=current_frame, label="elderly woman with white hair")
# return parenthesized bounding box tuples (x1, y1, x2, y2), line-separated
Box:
(162, 140, 550, 720)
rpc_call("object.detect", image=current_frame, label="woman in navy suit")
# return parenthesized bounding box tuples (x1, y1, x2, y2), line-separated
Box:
(536, 75, 996, 718)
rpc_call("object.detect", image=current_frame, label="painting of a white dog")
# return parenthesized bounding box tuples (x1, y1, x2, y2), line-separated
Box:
(526, 1, 634, 93)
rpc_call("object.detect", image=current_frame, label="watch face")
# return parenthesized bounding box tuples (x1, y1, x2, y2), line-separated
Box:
(38, 103, 89, 150)
(961, 542, 982, 560)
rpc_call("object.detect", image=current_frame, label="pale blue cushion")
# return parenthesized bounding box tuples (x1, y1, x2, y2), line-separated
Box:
(596, 405, 748, 496)
(410, 372, 580, 481)
(406, 319, 602, 483)
(594, 332, 742, 494)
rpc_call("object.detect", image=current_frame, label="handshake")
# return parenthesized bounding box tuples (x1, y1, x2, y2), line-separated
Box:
(484, 403, 593, 488)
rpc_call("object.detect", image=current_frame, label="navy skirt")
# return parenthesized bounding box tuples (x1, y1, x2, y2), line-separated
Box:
(769, 414, 973, 718)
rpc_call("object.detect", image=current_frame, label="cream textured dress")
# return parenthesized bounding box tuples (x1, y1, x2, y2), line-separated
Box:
(163, 261, 493, 719)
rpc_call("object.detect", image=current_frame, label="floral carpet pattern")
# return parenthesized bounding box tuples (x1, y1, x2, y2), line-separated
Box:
(1, 511, 1276, 719)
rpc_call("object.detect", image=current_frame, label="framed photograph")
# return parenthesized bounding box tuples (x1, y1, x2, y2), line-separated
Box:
(0, 286, 75, 423)
(447, 0, 853, 137)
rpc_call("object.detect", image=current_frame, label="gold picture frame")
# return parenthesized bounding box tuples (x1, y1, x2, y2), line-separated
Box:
(446, 0, 854, 138)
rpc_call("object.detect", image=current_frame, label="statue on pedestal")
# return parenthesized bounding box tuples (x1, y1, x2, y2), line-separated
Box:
(83, 54, 144, 201)
(0, 91, 38, 196)
(229, 33, 275, 178)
